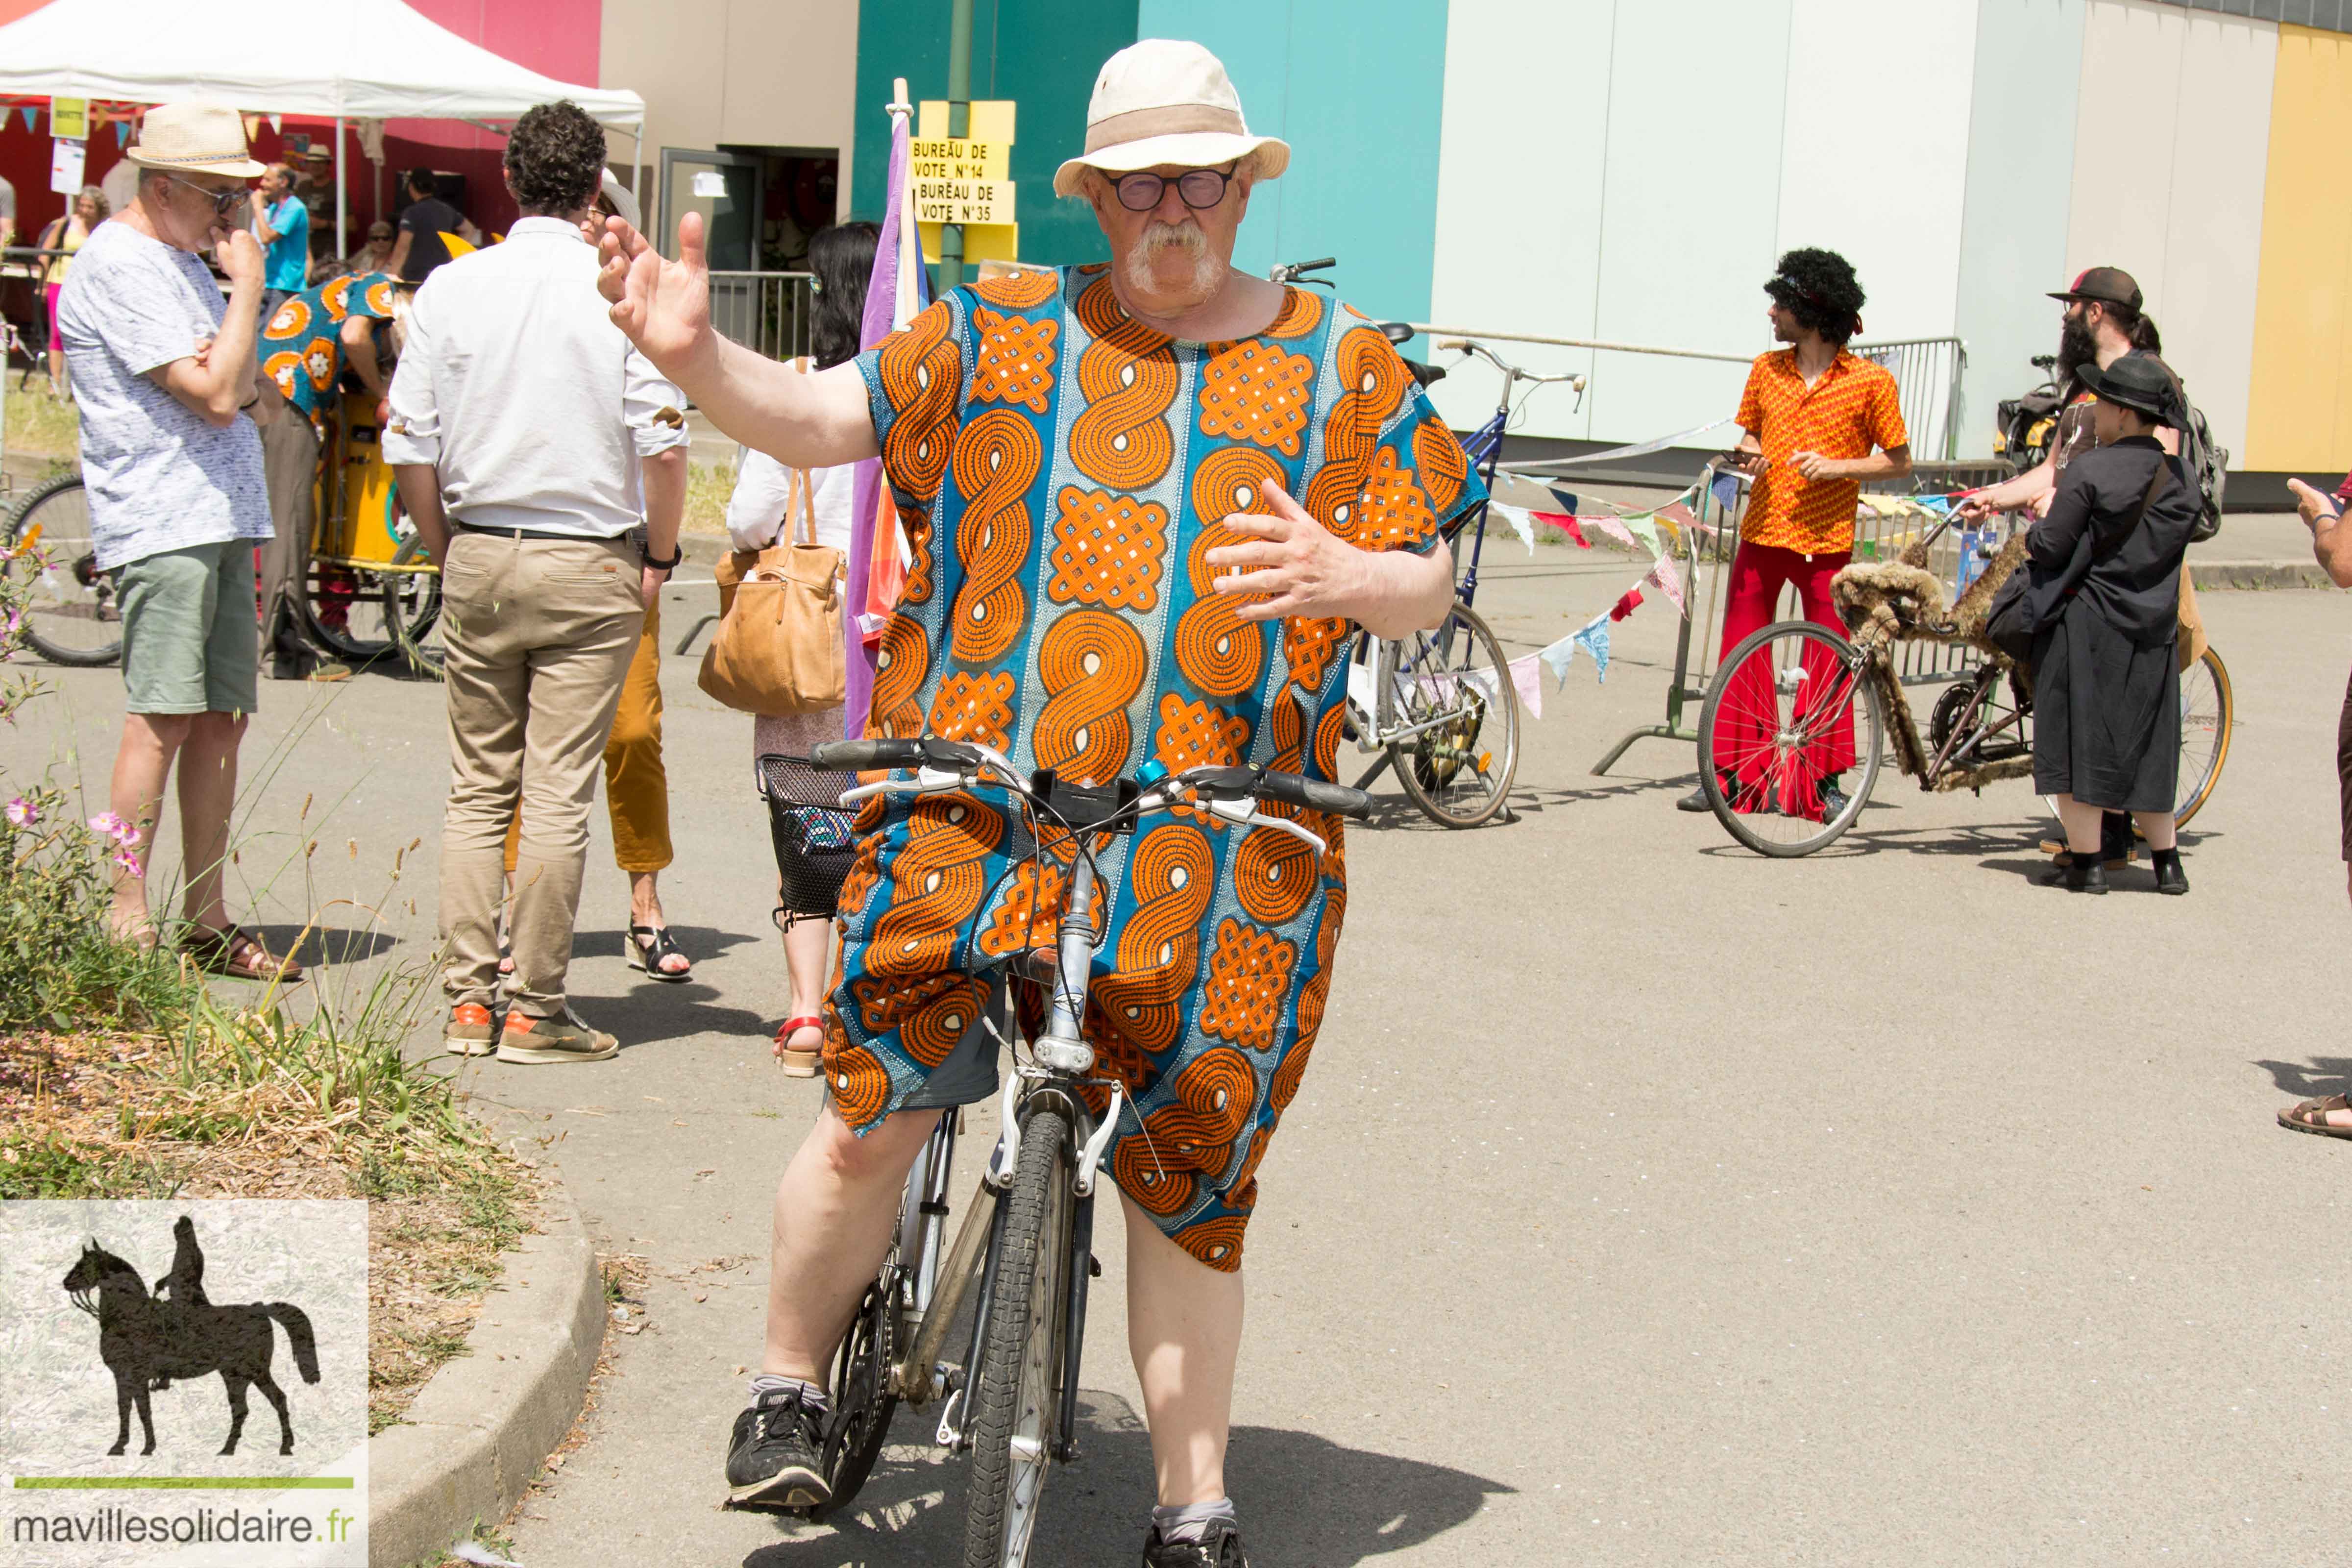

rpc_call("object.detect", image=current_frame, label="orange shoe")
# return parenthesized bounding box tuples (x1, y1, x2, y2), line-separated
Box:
(444, 1002, 496, 1056)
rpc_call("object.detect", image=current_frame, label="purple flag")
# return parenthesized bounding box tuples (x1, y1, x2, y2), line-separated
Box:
(843, 110, 931, 738)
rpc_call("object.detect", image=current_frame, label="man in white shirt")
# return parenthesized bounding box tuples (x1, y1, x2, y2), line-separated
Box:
(385, 100, 689, 1065)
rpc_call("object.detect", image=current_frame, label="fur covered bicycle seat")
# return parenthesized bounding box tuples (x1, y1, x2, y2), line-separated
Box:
(1830, 531, 2029, 665)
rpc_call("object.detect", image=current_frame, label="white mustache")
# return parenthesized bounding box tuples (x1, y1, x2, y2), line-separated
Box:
(1139, 220, 1204, 255)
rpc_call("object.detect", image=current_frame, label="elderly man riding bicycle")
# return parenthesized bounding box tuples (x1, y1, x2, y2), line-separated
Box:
(598, 39, 1480, 1568)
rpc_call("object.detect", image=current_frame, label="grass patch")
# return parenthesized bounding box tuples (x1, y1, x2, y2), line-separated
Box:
(684, 459, 736, 537)
(4, 386, 79, 460)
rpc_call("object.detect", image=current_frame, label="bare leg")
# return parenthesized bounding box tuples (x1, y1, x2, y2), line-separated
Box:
(1123, 1192, 1244, 1508)
(48, 347, 64, 397)
(105, 713, 194, 942)
(2132, 809, 2176, 853)
(760, 1105, 935, 1380)
(627, 869, 690, 977)
(175, 711, 246, 934)
(2052, 793, 2105, 856)
(775, 888, 831, 1061)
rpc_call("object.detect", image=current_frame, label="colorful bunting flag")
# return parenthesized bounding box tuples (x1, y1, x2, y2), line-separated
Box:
(1507, 653, 1545, 720)
(1610, 587, 1643, 622)
(1537, 633, 1579, 690)
(1587, 513, 1638, 551)
(1545, 486, 1579, 517)
(114, 121, 128, 147)
(1575, 618, 1611, 681)
(1623, 513, 1663, 557)
(1711, 470, 1743, 516)
(1659, 501, 1698, 532)
(1534, 512, 1589, 548)
(1642, 550, 1686, 616)
(266, 114, 282, 134)
(1487, 501, 1538, 556)
(17, 107, 35, 133)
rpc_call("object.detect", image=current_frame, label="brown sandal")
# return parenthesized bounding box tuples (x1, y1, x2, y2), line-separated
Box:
(182, 924, 305, 984)
(2278, 1094, 2352, 1139)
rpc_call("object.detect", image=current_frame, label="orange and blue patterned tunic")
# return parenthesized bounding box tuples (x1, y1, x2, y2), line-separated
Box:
(825, 263, 1483, 1270)
(259, 270, 398, 439)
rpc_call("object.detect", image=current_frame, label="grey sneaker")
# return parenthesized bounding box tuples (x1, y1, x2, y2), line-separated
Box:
(496, 1006, 619, 1064)
(724, 1388, 829, 1513)
(1143, 1520, 1252, 1567)
(444, 1001, 496, 1056)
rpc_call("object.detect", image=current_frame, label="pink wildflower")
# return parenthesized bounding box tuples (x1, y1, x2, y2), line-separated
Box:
(4, 797, 33, 827)
(112, 849, 143, 875)
(88, 812, 138, 844)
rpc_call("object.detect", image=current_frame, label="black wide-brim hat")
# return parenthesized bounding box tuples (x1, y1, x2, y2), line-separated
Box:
(2075, 357, 2172, 421)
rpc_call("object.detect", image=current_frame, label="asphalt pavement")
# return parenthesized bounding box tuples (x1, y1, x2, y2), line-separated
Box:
(9, 563, 2352, 1567)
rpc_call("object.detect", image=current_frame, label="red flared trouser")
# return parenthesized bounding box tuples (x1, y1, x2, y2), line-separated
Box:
(1710, 540, 1856, 816)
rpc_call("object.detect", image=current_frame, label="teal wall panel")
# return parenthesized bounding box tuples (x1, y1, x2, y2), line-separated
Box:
(1135, 0, 1451, 323)
(852, 0, 1140, 271)
(1953, 0, 2086, 456)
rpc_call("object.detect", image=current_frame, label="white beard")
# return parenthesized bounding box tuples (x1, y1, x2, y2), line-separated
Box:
(1123, 220, 1224, 303)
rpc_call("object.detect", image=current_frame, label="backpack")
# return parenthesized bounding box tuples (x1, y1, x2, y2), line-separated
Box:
(2156, 365, 2227, 543)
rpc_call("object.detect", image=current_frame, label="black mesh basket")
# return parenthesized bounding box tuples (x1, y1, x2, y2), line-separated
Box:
(758, 754, 859, 917)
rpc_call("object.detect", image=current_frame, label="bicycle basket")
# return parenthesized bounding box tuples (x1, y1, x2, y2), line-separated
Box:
(757, 754, 859, 917)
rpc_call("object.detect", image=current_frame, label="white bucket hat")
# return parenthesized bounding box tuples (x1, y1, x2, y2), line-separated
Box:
(122, 102, 265, 179)
(1052, 40, 1290, 198)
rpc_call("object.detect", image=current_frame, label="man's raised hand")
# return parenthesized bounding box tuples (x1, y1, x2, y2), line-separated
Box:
(599, 211, 716, 383)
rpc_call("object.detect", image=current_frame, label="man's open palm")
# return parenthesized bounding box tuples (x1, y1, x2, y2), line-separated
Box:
(599, 212, 713, 377)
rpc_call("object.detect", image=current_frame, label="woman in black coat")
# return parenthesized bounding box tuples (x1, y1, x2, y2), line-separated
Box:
(2028, 356, 2201, 895)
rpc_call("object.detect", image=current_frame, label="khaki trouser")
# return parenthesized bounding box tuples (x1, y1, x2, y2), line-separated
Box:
(439, 531, 644, 1017)
(257, 414, 318, 664)
(502, 595, 673, 876)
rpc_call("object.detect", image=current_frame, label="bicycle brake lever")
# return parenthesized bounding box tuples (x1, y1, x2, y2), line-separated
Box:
(1240, 809, 1328, 858)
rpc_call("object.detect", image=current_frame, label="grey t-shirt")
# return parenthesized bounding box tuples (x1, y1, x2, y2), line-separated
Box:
(57, 220, 270, 570)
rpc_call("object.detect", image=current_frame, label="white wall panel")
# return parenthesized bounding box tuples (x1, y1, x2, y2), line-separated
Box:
(1584, 0, 1797, 446)
(1953, 0, 2086, 459)
(1776, 0, 1982, 341)
(1426, 0, 1618, 440)
(2066, 0, 2275, 458)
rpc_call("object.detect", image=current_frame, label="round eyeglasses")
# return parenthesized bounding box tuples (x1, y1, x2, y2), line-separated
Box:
(165, 174, 252, 217)
(1112, 164, 1238, 213)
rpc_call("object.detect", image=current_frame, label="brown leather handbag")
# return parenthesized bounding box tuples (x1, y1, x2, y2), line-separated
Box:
(697, 456, 846, 716)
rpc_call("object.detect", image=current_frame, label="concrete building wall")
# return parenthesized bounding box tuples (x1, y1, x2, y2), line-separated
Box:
(2245, 22, 2352, 468)
(603, 0, 860, 226)
(1953, 0, 2086, 459)
(2065, 0, 2274, 460)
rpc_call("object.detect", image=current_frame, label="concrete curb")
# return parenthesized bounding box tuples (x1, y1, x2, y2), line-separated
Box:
(368, 1171, 606, 1568)
(2190, 560, 2342, 591)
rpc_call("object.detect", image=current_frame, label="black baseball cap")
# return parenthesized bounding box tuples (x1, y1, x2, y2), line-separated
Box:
(2049, 266, 2143, 312)
(2074, 355, 2172, 420)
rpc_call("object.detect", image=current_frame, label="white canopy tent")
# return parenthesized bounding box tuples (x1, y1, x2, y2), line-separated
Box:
(0, 0, 645, 253)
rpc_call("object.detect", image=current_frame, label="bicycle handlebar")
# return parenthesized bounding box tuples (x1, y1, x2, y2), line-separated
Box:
(809, 738, 1373, 824)
(1437, 337, 1587, 390)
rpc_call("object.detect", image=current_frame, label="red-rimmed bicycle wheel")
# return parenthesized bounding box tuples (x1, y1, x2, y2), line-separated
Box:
(1696, 619, 1885, 857)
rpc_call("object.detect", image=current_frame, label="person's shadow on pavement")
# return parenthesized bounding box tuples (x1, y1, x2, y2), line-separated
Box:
(2253, 1056, 2352, 1100)
(741, 1389, 1512, 1567)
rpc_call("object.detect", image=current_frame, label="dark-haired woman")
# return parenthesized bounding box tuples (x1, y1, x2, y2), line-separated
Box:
(2030, 356, 2200, 895)
(724, 220, 880, 1074)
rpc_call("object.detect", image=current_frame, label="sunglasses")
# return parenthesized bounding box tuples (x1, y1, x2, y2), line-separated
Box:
(165, 175, 251, 217)
(1112, 164, 1238, 213)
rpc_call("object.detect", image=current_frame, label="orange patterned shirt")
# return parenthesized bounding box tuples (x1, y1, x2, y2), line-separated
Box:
(1735, 349, 1908, 554)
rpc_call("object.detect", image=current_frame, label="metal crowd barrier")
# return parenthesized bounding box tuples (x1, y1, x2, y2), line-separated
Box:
(1590, 457, 2015, 776)
(708, 270, 817, 363)
(1853, 335, 1968, 460)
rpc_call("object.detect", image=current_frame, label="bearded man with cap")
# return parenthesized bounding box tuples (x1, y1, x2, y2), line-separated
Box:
(57, 101, 304, 983)
(598, 38, 1475, 1565)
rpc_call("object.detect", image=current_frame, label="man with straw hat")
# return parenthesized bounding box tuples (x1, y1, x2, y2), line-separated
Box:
(57, 101, 303, 984)
(598, 38, 1479, 1565)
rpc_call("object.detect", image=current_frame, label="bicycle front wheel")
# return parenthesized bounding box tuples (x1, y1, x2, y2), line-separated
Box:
(962, 1103, 1072, 1568)
(384, 537, 445, 679)
(3, 476, 122, 666)
(2171, 645, 2230, 830)
(1697, 619, 1885, 857)
(1387, 600, 1519, 829)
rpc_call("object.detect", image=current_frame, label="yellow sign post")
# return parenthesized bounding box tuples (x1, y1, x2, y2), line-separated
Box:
(917, 98, 1018, 265)
(49, 98, 87, 140)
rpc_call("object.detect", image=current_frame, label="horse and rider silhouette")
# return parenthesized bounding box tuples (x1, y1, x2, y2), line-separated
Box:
(60, 1215, 321, 1457)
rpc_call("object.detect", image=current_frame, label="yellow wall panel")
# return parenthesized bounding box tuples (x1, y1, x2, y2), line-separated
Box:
(2245, 24, 2352, 472)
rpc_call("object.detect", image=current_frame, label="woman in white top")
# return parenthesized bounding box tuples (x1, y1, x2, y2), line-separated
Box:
(725, 220, 878, 1074)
